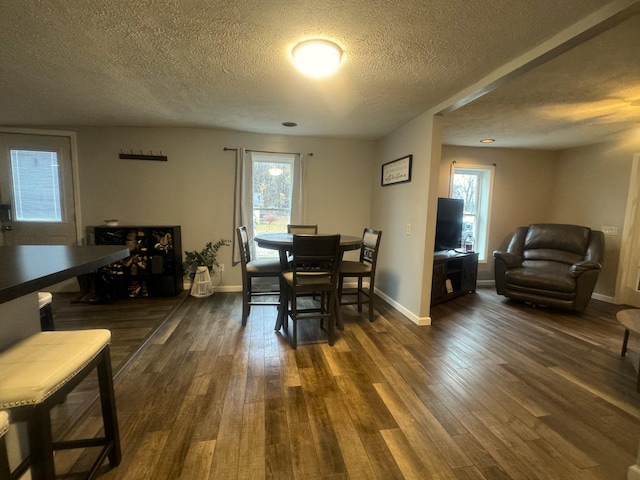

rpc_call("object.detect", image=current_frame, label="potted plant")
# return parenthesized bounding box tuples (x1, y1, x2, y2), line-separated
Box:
(183, 238, 231, 280)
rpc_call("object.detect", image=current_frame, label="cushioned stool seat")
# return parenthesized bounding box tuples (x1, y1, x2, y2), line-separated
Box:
(38, 292, 54, 331)
(0, 329, 121, 480)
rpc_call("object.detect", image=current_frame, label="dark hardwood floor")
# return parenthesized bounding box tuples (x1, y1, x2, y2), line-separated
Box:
(50, 287, 640, 479)
(49, 292, 188, 437)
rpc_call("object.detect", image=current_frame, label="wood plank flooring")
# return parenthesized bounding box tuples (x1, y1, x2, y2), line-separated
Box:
(49, 292, 187, 436)
(50, 287, 640, 479)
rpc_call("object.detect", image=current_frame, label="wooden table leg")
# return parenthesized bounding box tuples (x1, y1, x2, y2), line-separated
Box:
(274, 248, 288, 331)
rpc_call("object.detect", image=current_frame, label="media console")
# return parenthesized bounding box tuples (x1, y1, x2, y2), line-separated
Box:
(431, 250, 478, 305)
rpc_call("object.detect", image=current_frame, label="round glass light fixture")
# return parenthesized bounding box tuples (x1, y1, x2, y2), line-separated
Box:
(292, 39, 342, 78)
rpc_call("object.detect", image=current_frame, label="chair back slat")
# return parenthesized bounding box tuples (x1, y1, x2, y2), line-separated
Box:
(237, 225, 252, 265)
(287, 224, 318, 234)
(291, 234, 341, 288)
(360, 228, 382, 266)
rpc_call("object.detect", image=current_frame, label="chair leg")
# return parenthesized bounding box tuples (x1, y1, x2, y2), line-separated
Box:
(242, 278, 251, 326)
(357, 278, 363, 312)
(291, 294, 298, 350)
(622, 329, 630, 356)
(328, 293, 335, 346)
(27, 405, 55, 480)
(242, 298, 249, 327)
(0, 433, 11, 480)
(368, 278, 375, 322)
(97, 346, 121, 467)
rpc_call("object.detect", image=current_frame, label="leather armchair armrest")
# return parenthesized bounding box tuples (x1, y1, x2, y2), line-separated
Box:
(494, 251, 523, 269)
(570, 260, 602, 277)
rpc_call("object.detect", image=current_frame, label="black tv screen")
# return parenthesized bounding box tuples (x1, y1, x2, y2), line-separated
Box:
(434, 197, 463, 251)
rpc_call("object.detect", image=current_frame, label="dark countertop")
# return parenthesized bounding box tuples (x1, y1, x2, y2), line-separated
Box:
(0, 245, 129, 303)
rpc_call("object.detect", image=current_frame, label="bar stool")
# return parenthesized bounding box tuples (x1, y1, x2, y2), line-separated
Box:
(0, 329, 121, 480)
(0, 410, 10, 478)
(38, 292, 54, 331)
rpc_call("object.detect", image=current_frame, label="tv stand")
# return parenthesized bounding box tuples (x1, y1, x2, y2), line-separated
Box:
(431, 251, 478, 305)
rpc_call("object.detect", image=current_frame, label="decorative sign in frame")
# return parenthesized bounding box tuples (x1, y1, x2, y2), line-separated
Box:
(381, 154, 412, 186)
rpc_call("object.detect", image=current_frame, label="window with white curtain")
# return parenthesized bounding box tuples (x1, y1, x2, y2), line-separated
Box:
(232, 149, 304, 265)
(450, 165, 494, 261)
(252, 152, 296, 258)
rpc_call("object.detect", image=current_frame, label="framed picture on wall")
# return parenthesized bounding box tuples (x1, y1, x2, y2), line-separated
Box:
(381, 154, 412, 186)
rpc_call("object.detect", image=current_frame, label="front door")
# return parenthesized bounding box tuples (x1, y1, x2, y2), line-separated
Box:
(0, 132, 77, 246)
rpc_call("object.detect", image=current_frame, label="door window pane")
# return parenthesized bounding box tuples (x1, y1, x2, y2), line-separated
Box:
(10, 149, 62, 222)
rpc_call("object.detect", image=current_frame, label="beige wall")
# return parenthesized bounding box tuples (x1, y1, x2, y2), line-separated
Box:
(372, 112, 440, 323)
(74, 126, 375, 288)
(440, 146, 557, 281)
(551, 132, 640, 298)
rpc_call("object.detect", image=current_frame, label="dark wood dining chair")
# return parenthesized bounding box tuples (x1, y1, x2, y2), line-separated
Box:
(338, 228, 382, 322)
(287, 224, 318, 234)
(281, 234, 341, 349)
(236, 226, 282, 326)
(286, 224, 320, 296)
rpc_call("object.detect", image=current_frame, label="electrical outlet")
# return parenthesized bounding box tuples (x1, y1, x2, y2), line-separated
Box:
(219, 263, 225, 272)
(601, 226, 618, 236)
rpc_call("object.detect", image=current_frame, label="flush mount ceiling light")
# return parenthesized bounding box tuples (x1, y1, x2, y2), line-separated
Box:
(292, 39, 342, 78)
(480, 138, 495, 143)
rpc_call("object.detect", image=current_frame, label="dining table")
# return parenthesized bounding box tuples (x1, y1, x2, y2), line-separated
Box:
(253, 232, 363, 331)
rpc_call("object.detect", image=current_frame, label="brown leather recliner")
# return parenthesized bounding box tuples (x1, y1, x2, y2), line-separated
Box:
(494, 224, 604, 312)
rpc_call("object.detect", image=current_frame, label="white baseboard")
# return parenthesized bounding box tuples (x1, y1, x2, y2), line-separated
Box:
(214, 285, 242, 293)
(374, 288, 431, 326)
(592, 292, 615, 304)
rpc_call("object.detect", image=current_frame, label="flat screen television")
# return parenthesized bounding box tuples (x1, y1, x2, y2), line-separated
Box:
(434, 197, 464, 251)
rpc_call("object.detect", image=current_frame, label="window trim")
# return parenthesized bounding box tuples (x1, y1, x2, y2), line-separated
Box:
(450, 164, 494, 262)
(251, 152, 297, 259)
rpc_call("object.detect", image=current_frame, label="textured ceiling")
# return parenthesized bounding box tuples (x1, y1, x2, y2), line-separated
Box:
(0, 0, 636, 147)
(442, 12, 640, 149)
